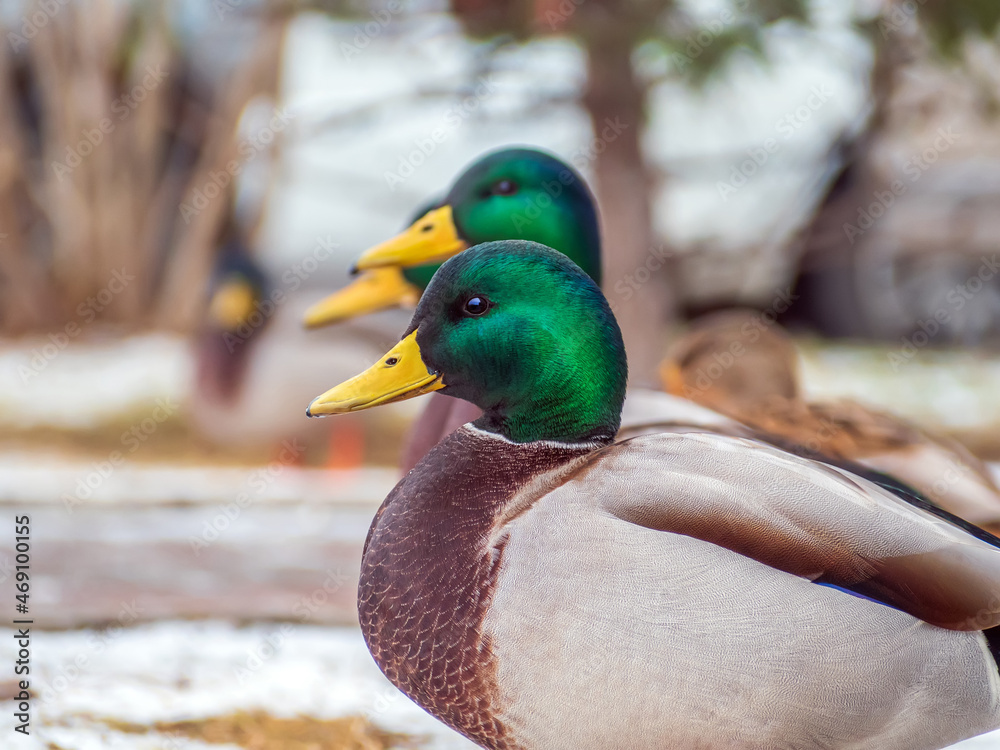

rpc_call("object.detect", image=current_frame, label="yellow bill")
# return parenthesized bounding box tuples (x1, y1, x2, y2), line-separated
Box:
(209, 279, 257, 330)
(354, 206, 467, 271)
(307, 331, 444, 416)
(302, 267, 421, 328)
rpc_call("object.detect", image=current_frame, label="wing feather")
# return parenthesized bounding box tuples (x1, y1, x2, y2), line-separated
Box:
(575, 432, 1000, 631)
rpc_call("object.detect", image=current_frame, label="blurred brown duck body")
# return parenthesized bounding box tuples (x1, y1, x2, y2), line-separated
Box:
(662, 309, 1000, 533)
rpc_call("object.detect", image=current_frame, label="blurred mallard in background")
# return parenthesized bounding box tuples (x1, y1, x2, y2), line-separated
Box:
(195, 236, 270, 406)
(661, 309, 1000, 533)
(306, 240, 1000, 750)
(190, 224, 395, 465)
(303, 148, 601, 326)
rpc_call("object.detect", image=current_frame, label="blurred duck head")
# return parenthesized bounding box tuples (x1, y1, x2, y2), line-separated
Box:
(302, 147, 601, 328)
(197, 241, 271, 403)
(660, 309, 800, 418)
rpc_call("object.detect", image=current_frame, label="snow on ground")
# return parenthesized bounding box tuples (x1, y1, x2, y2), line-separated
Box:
(1, 621, 475, 749)
(1, 620, 999, 750)
(0, 451, 395, 507)
(799, 343, 1000, 433)
(1, 334, 190, 431)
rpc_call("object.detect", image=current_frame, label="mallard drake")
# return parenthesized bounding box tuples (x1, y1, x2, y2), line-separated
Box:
(661, 309, 1000, 534)
(302, 147, 601, 326)
(302, 147, 732, 469)
(307, 241, 1000, 750)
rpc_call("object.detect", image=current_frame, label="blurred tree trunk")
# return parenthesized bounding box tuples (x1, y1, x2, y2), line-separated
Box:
(448, 0, 676, 386)
(581, 11, 673, 387)
(0, 47, 54, 332)
(788, 20, 912, 337)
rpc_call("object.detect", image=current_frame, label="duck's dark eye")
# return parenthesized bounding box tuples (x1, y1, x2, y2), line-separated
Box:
(492, 179, 517, 196)
(463, 296, 491, 317)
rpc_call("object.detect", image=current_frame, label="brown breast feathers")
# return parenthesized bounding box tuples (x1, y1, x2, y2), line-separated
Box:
(359, 426, 594, 749)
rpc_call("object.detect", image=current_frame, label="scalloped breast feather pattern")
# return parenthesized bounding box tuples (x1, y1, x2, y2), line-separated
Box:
(357, 426, 593, 749)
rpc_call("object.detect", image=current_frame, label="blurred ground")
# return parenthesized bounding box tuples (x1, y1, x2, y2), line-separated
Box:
(0, 619, 994, 750)
(2, 332, 999, 748)
(798, 342, 1000, 458)
(0, 622, 475, 749)
(3, 330, 999, 629)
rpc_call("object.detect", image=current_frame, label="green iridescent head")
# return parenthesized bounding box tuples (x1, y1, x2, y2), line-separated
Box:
(449, 148, 600, 281)
(303, 148, 601, 329)
(308, 240, 626, 445)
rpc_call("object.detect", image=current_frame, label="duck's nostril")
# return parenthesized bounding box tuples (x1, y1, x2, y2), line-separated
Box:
(385, 357, 399, 367)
